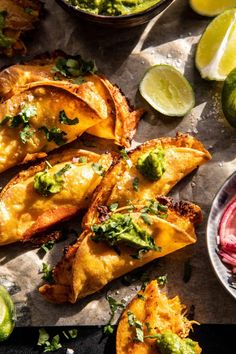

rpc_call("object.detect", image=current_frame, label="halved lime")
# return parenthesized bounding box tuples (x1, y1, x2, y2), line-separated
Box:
(0, 286, 15, 342)
(139, 65, 195, 117)
(190, 0, 236, 17)
(222, 67, 236, 127)
(196, 9, 236, 81)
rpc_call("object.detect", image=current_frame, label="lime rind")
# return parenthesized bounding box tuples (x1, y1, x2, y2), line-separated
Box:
(196, 9, 236, 81)
(139, 64, 195, 117)
(190, 0, 236, 17)
(222, 67, 236, 128)
(0, 286, 16, 342)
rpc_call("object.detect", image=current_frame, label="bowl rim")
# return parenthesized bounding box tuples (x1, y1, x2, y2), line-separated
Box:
(206, 170, 236, 300)
(58, 0, 171, 19)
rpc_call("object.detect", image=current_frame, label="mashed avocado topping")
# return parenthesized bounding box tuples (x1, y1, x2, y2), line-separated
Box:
(155, 332, 199, 354)
(34, 164, 71, 196)
(66, 0, 161, 16)
(136, 148, 166, 181)
(91, 213, 160, 257)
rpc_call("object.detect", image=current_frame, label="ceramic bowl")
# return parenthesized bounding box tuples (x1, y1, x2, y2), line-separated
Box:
(56, 0, 175, 28)
(207, 171, 236, 300)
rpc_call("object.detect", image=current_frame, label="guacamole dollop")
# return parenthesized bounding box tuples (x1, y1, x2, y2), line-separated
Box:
(156, 332, 199, 354)
(136, 148, 166, 181)
(66, 0, 161, 16)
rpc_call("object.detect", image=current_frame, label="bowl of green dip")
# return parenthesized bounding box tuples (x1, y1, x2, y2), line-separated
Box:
(56, 0, 175, 27)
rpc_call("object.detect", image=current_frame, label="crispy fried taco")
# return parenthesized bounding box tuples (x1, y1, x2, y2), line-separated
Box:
(0, 149, 113, 245)
(0, 82, 109, 173)
(117, 280, 201, 354)
(0, 52, 144, 146)
(0, 0, 42, 56)
(83, 133, 211, 228)
(39, 197, 202, 303)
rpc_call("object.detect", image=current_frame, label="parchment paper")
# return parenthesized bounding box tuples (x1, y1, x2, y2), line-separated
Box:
(0, 0, 236, 326)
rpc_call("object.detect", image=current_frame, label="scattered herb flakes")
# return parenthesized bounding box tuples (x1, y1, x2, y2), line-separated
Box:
(10, 105, 37, 127)
(120, 149, 129, 160)
(104, 296, 125, 335)
(51, 56, 97, 81)
(92, 162, 105, 176)
(0, 115, 11, 126)
(157, 274, 168, 287)
(19, 124, 35, 144)
(145, 322, 152, 333)
(73, 76, 85, 85)
(141, 213, 152, 225)
(39, 126, 67, 146)
(55, 163, 72, 177)
(127, 311, 144, 343)
(40, 240, 55, 254)
(183, 259, 192, 283)
(59, 110, 79, 125)
(78, 156, 88, 163)
(91, 213, 160, 258)
(68, 329, 78, 339)
(137, 294, 145, 300)
(141, 200, 168, 219)
(109, 203, 119, 212)
(37, 328, 50, 346)
(133, 177, 139, 192)
(41, 262, 53, 283)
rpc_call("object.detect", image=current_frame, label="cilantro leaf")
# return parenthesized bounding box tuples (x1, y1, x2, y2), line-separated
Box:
(40, 240, 55, 254)
(43, 334, 62, 352)
(59, 110, 79, 125)
(127, 311, 144, 343)
(133, 177, 139, 192)
(103, 296, 125, 335)
(40, 126, 67, 146)
(120, 149, 129, 160)
(157, 274, 168, 287)
(141, 200, 168, 219)
(41, 262, 53, 283)
(68, 329, 78, 339)
(37, 328, 50, 346)
(10, 105, 37, 127)
(51, 56, 97, 81)
(0, 11, 13, 48)
(92, 163, 105, 176)
(141, 213, 152, 225)
(109, 203, 119, 212)
(19, 124, 35, 144)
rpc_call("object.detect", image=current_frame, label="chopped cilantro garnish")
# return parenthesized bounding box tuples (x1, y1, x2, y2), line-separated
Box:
(127, 311, 144, 342)
(40, 240, 55, 254)
(109, 203, 119, 212)
(137, 294, 145, 300)
(91, 213, 160, 258)
(157, 274, 168, 287)
(41, 263, 53, 283)
(141, 213, 152, 225)
(120, 149, 129, 160)
(92, 162, 105, 176)
(59, 110, 79, 125)
(145, 322, 152, 333)
(103, 296, 125, 335)
(133, 177, 139, 192)
(77, 156, 88, 163)
(63, 329, 78, 339)
(141, 200, 168, 219)
(39, 126, 67, 146)
(20, 124, 35, 144)
(51, 56, 97, 82)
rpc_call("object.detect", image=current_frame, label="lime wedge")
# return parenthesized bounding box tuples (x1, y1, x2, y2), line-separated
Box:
(222, 67, 236, 127)
(0, 286, 15, 342)
(196, 9, 236, 81)
(139, 65, 195, 117)
(190, 0, 236, 17)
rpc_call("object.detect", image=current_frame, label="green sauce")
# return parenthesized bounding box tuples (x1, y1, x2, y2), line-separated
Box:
(66, 0, 161, 16)
(136, 148, 166, 181)
(155, 332, 199, 354)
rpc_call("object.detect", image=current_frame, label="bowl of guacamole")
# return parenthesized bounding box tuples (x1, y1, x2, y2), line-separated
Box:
(56, 0, 175, 27)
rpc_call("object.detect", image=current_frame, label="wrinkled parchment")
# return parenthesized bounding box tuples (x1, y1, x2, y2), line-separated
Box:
(0, 0, 236, 326)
